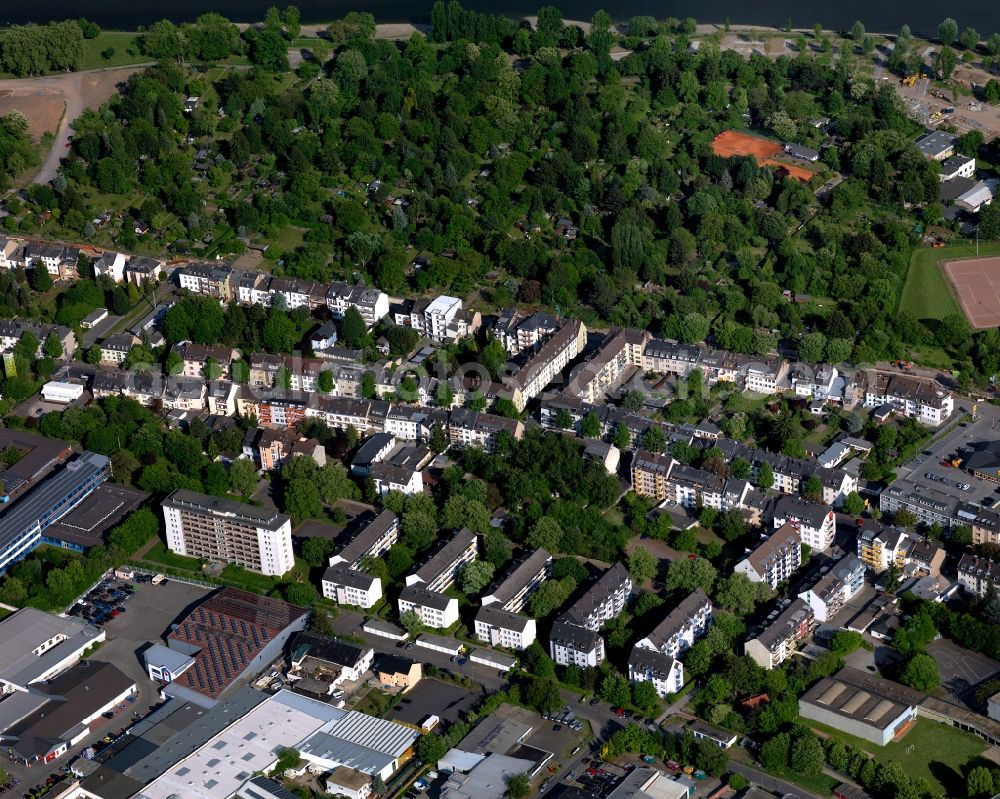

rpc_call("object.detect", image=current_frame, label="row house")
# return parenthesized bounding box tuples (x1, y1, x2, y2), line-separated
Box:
(383, 405, 442, 442)
(0, 320, 76, 360)
(248, 353, 329, 393)
(163, 377, 206, 412)
(492, 309, 561, 355)
(570, 328, 649, 404)
(208, 381, 239, 417)
(177, 263, 234, 299)
(268, 276, 324, 310)
(814, 467, 859, 508)
(176, 342, 237, 379)
(630, 449, 755, 513)
(481, 548, 551, 613)
(327, 282, 390, 326)
(960, 503, 1000, 546)
(404, 528, 478, 593)
(473, 605, 537, 650)
(329, 510, 399, 568)
(640, 339, 743, 387)
(448, 408, 524, 452)
(307, 395, 391, 434)
(744, 598, 815, 670)
(505, 319, 588, 411)
(25, 242, 79, 280)
(792, 364, 840, 400)
(736, 523, 802, 589)
(397, 585, 459, 629)
(864, 370, 954, 426)
(958, 553, 1000, 597)
(797, 554, 865, 622)
(321, 564, 382, 609)
(772, 495, 836, 552)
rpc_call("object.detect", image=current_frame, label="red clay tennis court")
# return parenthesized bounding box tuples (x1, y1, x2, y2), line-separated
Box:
(711, 130, 814, 182)
(943, 256, 1000, 329)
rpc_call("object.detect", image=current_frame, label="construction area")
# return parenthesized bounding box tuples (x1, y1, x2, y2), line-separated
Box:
(710, 130, 815, 182)
(942, 256, 1000, 329)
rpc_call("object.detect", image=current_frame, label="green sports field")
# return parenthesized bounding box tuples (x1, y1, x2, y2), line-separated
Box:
(899, 242, 1000, 322)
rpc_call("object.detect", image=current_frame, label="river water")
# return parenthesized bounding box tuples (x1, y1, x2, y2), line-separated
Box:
(1, 0, 995, 43)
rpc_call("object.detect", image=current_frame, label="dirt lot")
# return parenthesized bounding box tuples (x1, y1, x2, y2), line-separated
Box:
(711, 129, 815, 182)
(0, 65, 144, 184)
(943, 256, 1000, 329)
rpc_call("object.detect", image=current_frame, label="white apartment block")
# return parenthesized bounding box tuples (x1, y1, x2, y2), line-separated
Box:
(329, 510, 400, 568)
(506, 319, 588, 410)
(397, 585, 459, 629)
(549, 618, 604, 667)
(326, 282, 390, 326)
(404, 529, 478, 593)
(735, 524, 802, 589)
(473, 606, 537, 650)
(744, 598, 815, 670)
(772, 495, 836, 552)
(481, 548, 551, 613)
(161, 489, 294, 576)
(628, 647, 683, 697)
(321, 564, 383, 609)
(958, 553, 1000, 597)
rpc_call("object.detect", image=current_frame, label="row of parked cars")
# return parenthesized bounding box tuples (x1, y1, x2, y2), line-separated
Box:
(67, 579, 136, 626)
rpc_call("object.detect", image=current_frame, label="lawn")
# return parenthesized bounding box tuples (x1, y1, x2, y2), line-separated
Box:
(142, 541, 204, 571)
(80, 32, 147, 70)
(804, 717, 986, 797)
(899, 242, 1000, 322)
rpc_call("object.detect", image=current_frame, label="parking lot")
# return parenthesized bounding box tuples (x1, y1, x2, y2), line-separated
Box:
(387, 678, 478, 727)
(899, 404, 1000, 511)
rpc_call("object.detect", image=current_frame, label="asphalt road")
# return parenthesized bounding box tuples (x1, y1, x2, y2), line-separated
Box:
(730, 761, 822, 799)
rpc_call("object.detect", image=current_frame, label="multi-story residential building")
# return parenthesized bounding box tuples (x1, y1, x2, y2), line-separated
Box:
(864, 371, 954, 426)
(550, 563, 632, 667)
(744, 359, 789, 395)
(329, 510, 399, 568)
(321, 564, 383, 609)
(473, 606, 537, 650)
(735, 523, 802, 589)
(772, 495, 836, 553)
(505, 319, 588, 411)
(797, 555, 865, 623)
(549, 618, 605, 668)
(93, 251, 126, 282)
(161, 490, 294, 576)
(0, 320, 76, 360)
(0, 452, 110, 573)
(492, 309, 561, 355)
(570, 328, 648, 404)
(163, 377, 206, 411)
(856, 523, 910, 573)
(371, 459, 424, 497)
(242, 428, 326, 472)
(641, 339, 702, 377)
(791, 364, 839, 400)
(481, 548, 551, 612)
(961, 503, 1000, 546)
(326, 282, 390, 326)
(177, 263, 234, 299)
(561, 562, 632, 631)
(397, 585, 459, 629)
(905, 539, 946, 578)
(627, 647, 683, 698)
(404, 529, 478, 593)
(99, 333, 138, 364)
(958, 553, 1000, 597)
(382, 406, 440, 442)
(0, 237, 19, 271)
(268, 277, 321, 310)
(448, 409, 524, 452)
(630, 449, 673, 500)
(124, 256, 163, 285)
(25, 242, 79, 279)
(744, 598, 815, 670)
(633, 589, 712, 660)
